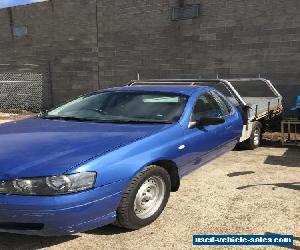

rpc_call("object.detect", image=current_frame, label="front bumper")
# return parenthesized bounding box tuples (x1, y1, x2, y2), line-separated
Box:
(0, 180, 128, 236)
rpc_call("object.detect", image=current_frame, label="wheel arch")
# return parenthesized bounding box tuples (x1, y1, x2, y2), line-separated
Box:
(149, 159, 180, 192)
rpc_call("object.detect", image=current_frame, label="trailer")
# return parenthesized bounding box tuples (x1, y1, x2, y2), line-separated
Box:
(128, 78, 283, 149)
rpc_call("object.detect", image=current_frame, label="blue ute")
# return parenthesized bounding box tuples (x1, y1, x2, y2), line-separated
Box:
(0, 84, 243, 236)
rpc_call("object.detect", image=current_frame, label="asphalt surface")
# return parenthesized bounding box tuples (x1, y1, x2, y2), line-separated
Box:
(0, 118, 299, 250)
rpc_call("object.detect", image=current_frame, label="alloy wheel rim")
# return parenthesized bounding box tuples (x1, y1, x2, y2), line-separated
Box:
(134, 176, 166, 219)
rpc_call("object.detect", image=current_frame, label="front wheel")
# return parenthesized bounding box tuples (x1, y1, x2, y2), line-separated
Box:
(116, 165, 171, 230)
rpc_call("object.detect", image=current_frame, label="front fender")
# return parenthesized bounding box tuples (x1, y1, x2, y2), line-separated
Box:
(68, 124, 186, 187)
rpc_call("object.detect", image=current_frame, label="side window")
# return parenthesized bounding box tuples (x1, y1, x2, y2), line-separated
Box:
(191, 92, 224, 121)
(212, 92, 233, 116)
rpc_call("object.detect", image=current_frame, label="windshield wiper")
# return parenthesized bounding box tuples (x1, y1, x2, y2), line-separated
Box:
(41, 115, 97, 122)
(113, 120, 173, 124)
(41, 116, 173, 124)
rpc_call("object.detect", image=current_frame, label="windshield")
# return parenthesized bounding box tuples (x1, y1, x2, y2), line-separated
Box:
(44, 91, 189, 124)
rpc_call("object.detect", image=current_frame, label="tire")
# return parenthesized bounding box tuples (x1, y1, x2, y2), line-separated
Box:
(239, 121, 262, 150)
(116, 165, 171, 230)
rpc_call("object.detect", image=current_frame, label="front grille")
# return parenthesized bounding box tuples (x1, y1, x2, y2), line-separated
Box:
(0, 222, 44, 231)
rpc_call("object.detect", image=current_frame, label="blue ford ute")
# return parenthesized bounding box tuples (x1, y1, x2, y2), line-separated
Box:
(0, 84, 243, 236)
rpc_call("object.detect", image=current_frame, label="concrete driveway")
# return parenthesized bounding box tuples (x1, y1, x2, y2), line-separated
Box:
(0, 130, 298, 250)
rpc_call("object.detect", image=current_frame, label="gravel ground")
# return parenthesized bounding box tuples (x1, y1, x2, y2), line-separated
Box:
(0, 116, 299, 250)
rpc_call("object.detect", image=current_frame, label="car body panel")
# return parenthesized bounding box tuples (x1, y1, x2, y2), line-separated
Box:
(72, 124, 187, 187)
(0, 118, 171, 180)
(99, 85, 207, 96)
(0, 179, 128, 236)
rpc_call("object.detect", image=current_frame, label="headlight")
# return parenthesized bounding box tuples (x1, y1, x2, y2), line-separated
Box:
(0, 172, 96, 196)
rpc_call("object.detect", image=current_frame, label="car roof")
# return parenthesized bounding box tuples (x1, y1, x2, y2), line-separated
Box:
(100, 85, 213, 96)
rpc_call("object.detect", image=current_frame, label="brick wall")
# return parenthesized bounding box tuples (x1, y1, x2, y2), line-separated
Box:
(0, 0, 300, 112)
(97, 0, 300, 112)
(0, 0, 99, 105)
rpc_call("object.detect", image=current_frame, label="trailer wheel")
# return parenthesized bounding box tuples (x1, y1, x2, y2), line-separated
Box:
(239, 121, 262, 150)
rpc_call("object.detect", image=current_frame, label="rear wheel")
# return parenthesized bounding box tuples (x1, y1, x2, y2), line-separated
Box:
(239, 121, 262, 150)
(116, 165, 171, 229)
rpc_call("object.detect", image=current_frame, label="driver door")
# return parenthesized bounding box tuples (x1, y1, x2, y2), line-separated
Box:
(181, 91, 228, 176)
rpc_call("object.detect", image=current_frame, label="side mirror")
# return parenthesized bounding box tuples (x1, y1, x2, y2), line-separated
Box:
(188, 117, 225, 129)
